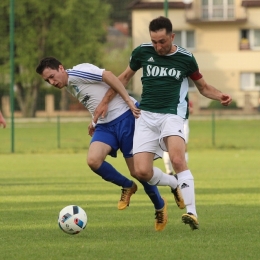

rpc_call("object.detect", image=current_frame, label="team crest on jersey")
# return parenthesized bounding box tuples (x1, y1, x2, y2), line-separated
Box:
(72, 85, 79, 93)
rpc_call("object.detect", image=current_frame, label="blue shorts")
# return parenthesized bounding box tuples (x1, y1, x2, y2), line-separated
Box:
(90, 110, 135, 158)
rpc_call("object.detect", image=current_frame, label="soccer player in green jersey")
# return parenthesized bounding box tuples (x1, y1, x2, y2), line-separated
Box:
(117, 16, 232, 230)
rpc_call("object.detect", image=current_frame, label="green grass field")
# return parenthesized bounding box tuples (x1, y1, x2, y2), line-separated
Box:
(0, 119, 260, 259)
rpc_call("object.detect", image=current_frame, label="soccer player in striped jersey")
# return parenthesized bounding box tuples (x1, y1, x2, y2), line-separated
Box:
(36, 57, 171, 231)
(117, 16, 232, 230)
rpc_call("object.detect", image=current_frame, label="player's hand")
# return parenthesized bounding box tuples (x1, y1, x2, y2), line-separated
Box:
(88, 122, 95, 137)
(0, 121, 6, 128)
(0, 114, 6, 128)
(126, 100, 141, 118)
(93, 102, 108, 124)
(220, 94, 232, 106)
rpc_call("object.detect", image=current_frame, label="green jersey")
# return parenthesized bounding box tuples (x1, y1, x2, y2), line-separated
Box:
(129, 43, 199, 118)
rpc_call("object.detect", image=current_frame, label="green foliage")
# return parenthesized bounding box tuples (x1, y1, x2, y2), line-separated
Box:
(102, 39, 132, 77)
(0, 0, 111, 116)
(208, 100, 238, 109)
(0, 150, 260, 259)
(105, 0, 133, 24)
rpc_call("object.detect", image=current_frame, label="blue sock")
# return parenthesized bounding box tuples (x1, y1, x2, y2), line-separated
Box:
(93, 161, 133, 188)
(138, 180, 164, 210)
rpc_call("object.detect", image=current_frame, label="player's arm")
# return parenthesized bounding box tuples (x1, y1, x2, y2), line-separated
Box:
(118, 65, 136, 87)
(93, 88, 117, 123)
(189, 101, 193, 114)
(94, 65, 136, 122)
(190, 71, 232, 106)
(102, 70, 140, 118)
(88, 121, 95, 136)
(0, 111, 6, 128)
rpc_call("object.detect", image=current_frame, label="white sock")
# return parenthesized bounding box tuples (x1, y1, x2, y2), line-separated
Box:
(163, 152, 173, 174)
(176, 170, 197, 217)
(148, 167, 177, 189)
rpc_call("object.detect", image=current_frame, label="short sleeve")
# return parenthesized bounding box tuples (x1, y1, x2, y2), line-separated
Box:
(129, 46, 142, 72)
(186, 55, 199, 77)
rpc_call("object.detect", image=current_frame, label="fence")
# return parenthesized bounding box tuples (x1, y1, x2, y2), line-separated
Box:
(1, 0, 260, 153)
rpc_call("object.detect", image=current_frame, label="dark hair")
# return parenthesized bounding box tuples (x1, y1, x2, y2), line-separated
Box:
(149, 16, 172, 34)
(36, 57, 62, 74)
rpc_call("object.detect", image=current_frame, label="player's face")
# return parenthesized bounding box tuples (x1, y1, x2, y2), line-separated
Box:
(150, 29, 175, 56)
(41, 65, 68, 89)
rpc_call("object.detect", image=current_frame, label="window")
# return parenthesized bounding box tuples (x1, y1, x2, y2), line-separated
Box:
(174, 30, 195, 50)
(202, 0, 234, 20)
(240, 29, 260, 50)
(240, 73, 260, 90)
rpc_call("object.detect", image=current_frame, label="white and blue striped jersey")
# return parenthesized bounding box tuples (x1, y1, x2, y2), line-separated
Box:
(66, 63, 136, 124)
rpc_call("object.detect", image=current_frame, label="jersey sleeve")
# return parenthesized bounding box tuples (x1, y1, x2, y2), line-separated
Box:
(189, 69, 203, 81)
(129, 46, 142, 72)
(186, 55, 201, 79)
(67, 63, 104, 84)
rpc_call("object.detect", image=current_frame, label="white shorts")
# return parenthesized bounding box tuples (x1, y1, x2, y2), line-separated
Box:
(133, 111, 185, 158)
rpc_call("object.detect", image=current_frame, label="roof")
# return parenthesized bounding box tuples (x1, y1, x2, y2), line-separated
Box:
(242, 0, 260, 7)
(127, 0, 189, 9)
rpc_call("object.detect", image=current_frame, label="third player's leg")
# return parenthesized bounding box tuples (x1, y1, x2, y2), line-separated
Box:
(164, 135, 188, 174)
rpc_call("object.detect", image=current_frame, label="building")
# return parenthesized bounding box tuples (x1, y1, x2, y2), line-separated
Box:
(128, 0, 260, 112)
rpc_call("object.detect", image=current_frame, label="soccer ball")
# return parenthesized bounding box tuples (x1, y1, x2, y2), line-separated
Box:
(58, 205, 87, 235)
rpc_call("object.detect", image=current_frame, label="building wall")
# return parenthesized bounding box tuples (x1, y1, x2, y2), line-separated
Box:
(130, 0, 260, 109)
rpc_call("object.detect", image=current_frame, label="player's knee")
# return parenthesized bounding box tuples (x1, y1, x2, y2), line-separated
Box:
(87, 155, 102, 171)
(129, 170, 137, 179)
(172, 157, 186, 172)
(134, 169, 151, 182)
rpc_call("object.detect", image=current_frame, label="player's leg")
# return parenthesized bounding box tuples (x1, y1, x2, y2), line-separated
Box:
(87, 125, 135, 210)
(119, 112, 168, 230)
(87, 141, 133, 189)
(125, 157, 167, 231)
(109, 112, 142, 210)
(163, 151, 174, 175)
(133, 113, 179, 190)
(166, 135, 199, 230)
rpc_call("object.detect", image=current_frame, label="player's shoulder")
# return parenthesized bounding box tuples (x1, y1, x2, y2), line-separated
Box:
(67, 63, 103, 82)
(132, 43, 155, 59)
(134, 42, 153, 52)
(140, 42, 153, 48)
(71, 63, 101, 71)
(176, 46, 193, 57)
(67, 63, 103, 76)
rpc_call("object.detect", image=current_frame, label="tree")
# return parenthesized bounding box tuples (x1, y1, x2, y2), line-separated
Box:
(0, 0, 110, 117)
(105, 0, 133, 24)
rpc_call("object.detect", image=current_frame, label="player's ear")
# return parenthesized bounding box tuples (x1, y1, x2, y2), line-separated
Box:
(171, 33, 175, 41)
(59, 64, 65, 72)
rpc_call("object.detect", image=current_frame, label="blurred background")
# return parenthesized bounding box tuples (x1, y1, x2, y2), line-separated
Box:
(0, 0, 260, 153)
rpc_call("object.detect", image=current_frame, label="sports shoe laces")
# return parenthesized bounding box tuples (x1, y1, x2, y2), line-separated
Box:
(155, 210, 164, 224)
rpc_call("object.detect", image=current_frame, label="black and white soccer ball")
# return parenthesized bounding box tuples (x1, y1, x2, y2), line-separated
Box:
(58, 205, 87, 235)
